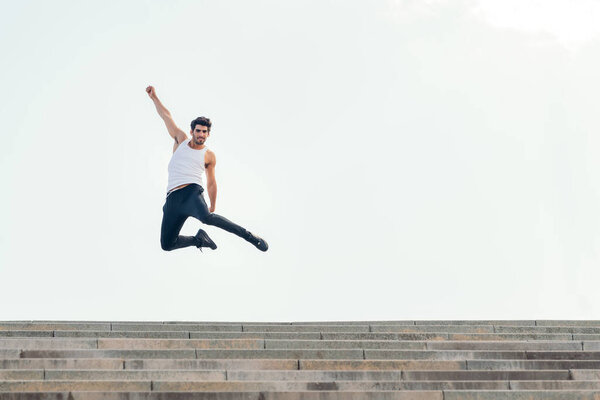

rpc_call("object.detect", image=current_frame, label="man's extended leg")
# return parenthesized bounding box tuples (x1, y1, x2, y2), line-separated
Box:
(190, 188, 268, 251)
(191, 192, 250, 238)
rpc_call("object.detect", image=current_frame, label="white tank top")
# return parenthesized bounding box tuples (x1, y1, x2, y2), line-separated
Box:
(166, 139, 208, 192)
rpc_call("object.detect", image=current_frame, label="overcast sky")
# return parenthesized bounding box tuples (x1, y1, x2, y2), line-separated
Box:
(2, 0, 600, 321)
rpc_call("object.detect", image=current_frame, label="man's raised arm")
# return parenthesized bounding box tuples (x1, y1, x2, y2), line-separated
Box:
(146, 86, 187, 145)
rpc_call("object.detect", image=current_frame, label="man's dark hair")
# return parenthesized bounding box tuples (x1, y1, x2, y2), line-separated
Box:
(191, 116, 212, 132)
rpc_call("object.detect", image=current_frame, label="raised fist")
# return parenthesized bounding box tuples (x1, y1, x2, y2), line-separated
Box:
(146, 85, 157, 99)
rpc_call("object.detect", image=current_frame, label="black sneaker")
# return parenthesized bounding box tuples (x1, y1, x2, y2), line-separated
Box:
(195, 229, 217, 251)
(247, 233, 268, 252)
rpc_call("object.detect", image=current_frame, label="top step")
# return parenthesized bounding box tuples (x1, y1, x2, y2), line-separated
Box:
(0, 320, 600, 331)
(4, 321, 600, 332)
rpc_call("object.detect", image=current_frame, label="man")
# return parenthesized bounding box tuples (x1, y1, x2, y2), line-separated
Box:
(146, 85, 268, 252)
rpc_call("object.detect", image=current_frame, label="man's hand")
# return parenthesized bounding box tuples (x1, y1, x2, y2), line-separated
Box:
(146, 85, 157, 100)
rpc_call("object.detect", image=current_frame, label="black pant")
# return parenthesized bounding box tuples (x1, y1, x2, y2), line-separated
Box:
(160, 184, 250, 251)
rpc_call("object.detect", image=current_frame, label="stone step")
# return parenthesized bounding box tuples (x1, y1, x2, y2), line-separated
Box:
(444, 391, 600, 400)
(573, 334, 600, 341)
(7, 323, 600, 334)
(368, 325, 600, 334)
(4, 358, 535, 371)
(0, 359, 124, 370)
(0, 392, 442, 400)
(371, 326, 495, 334)
(426, 341, 582, 351)
(125, 359, 299, 370)
(194, 350, 363, 360)
(8, 320, 600, 326)
(0, 380, 151, 391)
(0, 369, 406, 382)
(467, 360, 600, 369)
(0, 369, 576, 382)
(0, 358, 298, 371)
(151, 380, 511, 391)
(264, 340, 425, 350)
(322, 333, 574, 341)
(2, 321, 422, 324)
(299, 360, 466, 370)
(0, 339, 98, 350)
(0, 351, 20, 358)
(364, 350, 528, 360)
(0, 330, 584, 341)
(228, 369, 570, 381)
(0, 371, 44, 380)
(414, 321, 537, 326)
(536, 321, 600, 327)
(0, 332, 53, 338)
(496, 327, 600, 334)
(43, 369, 226, 381)
(446, 333, 575, 341)
(57, 331, 192, 339)
(19, 350, 197, 359)
(364, 350, 600, 360)
(263, 340, 582, 351)
(571, 369, 600, 380)
(525, 351, 600, 360)
(510, 381, 600, 390)
(293, 321, 417, 326)
(16, 349, 365, 359)
(241, 326, 370, 333)
(0, 323, 111, 331)
(227, 370, 405, 381)
(324, 333, 449, 341)
(52, 331, 323, 340)
(0, 338, 265, 350)
(191, 333, 323, 340)
(583, 342, 600, 350)
(98, 339, 265, 350)
(0, 388, 588, 399)
(180, 380, 600, 390)
(0, 380, 513, 391)
(62, 339, 429, 351)
(112, 324, 243, 332)
(402, 370, 571, 380)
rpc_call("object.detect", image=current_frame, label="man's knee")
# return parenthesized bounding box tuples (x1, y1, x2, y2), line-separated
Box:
(160, 237, 174, 251)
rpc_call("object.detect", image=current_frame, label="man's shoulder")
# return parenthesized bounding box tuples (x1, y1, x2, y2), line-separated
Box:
(204, 148, 216, 164)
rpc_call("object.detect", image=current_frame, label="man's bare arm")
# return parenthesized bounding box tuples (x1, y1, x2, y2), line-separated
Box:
(205, 151, 217, 213)
(146, 86, 187, 145)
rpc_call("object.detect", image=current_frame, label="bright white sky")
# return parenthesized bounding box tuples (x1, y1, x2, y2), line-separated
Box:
(2, 0, 600, 321)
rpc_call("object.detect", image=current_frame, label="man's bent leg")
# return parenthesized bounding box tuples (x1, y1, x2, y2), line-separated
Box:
(160, 197, 198, 251)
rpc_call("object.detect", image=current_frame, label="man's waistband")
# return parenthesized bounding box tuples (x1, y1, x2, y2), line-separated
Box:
(166, 183, 202, 198)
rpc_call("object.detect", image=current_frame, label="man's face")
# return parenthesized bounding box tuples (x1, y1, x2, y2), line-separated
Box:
(191, 125, 210, 145)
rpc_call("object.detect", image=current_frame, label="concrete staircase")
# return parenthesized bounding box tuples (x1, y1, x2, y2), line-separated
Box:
(2, 321, 600, 398)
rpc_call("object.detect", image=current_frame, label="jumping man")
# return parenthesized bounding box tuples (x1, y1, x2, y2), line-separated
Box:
(146, 85, 268, 252)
